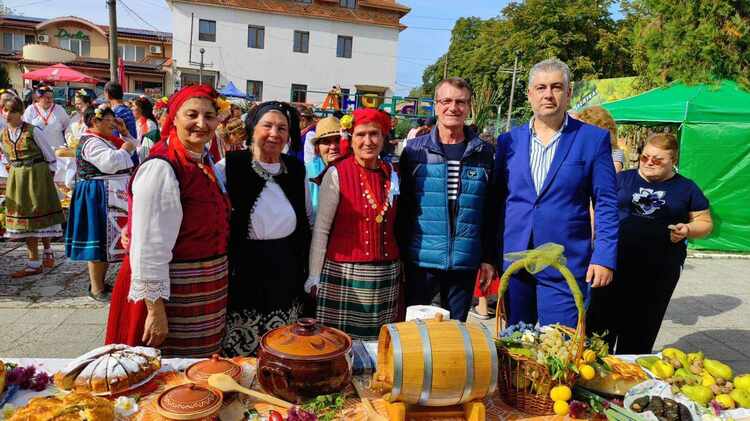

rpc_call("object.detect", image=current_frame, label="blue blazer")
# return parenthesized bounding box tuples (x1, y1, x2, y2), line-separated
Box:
(495, 117, 618, 280)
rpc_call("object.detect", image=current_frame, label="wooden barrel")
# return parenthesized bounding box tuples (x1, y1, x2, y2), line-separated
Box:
(373, 317, 498, 406)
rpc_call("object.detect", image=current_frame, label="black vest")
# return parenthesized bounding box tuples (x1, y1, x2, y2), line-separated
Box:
(225, 150, 311, 276)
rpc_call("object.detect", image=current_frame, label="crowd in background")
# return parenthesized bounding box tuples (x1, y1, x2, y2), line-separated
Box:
(0, 57, 713, 358)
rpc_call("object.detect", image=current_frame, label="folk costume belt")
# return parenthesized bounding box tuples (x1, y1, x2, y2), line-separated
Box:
(9, 157, 46, 167)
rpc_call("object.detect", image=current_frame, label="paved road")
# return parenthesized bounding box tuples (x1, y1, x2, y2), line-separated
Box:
(1, 242, 748, 373)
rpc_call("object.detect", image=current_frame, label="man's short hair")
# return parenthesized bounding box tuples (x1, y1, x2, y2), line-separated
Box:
(104, 81, 124, 100)
(528, 58, 572, 90)
(434, 77, 473, 101)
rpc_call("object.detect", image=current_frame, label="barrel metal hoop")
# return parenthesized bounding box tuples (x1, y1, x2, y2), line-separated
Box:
(479, 322, 499, 394)
(415, 319, 433, 405)
(387, 323, 404, 401)
(456, 321, 475, 404)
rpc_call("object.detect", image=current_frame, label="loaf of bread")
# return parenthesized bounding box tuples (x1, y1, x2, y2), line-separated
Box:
(53, 345, 161, 395)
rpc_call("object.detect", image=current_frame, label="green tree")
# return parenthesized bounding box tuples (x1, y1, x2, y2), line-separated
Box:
(630, 0, 750, 89)
(416, 0, 636, 124)
(0, 0, 15, 15)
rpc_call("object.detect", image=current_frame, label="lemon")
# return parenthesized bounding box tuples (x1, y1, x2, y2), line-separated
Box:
(579, 364, 596, 381)
(550, 385, 572, 402)
(716, 394, 736, 409)
(554, 400, 570, 416)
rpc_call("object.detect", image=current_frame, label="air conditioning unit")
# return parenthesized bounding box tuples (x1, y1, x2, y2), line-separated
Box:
(37, 34, 49, 43)
(149, 45, 162, 54)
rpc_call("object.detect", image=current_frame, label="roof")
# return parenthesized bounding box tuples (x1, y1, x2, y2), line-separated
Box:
(170, 0, 410, 30)
(19, 57, 168, 75)
(0, 14, 172, 42)
(601, 80, 750, 124)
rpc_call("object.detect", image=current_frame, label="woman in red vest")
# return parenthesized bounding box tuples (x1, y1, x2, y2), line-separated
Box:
(305, 108, 400, 341)
(105, 85, 231, 358)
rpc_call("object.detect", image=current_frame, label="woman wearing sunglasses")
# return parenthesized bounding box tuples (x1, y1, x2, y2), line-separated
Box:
(587, 133, 713, 354)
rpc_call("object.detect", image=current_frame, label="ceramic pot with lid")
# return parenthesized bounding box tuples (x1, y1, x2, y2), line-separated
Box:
(258, 318, 352, 404)
(156, 383, 223, 420)
(185, 354, 242, 386)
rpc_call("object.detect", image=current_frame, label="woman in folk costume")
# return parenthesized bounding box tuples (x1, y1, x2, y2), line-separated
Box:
(131, 96, 158, 142)
(137, 96, 168, 160)
(219, 101, 312, 357)
(305, 108, 400, 341)
(305, 116, 342, 220)
(22, 86, 70, 184)
(58, 90, 94, 188)
(0, 88, 20, 129)
(0, 89, 18, 178)
(106, 85, 231, 358)
(1, 97, 64, 277)
(64, 104, 137, 302)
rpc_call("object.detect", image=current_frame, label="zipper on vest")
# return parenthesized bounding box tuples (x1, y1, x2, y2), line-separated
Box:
(450, 164, 463, 268)
(445, 162, 452, 268)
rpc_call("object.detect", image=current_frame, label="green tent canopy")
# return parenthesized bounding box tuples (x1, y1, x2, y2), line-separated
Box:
(602, 80, 750, 252)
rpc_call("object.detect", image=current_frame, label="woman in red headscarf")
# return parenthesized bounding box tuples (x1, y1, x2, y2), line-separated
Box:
(305, 108, 401, 340)
(105, 85, 231, 358)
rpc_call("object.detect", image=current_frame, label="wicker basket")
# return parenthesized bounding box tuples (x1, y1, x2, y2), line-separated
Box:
(493, 244, 587, 415)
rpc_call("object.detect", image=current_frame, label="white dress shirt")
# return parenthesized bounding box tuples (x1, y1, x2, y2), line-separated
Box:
(128, 159, 183, 303)
(529, 114, 568, 194)
(81, 136, 135, 174)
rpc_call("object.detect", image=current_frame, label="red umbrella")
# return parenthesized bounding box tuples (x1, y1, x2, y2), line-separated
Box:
(23, 63, 100, 84)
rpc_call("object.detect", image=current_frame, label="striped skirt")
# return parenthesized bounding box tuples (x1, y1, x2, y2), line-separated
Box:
(106, 254, 228, 359)
(162, 255, 229, 358)
(316, 259, 401, 341)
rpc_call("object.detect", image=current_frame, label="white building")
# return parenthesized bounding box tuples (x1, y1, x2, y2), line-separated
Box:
(168, 0, 409, 105)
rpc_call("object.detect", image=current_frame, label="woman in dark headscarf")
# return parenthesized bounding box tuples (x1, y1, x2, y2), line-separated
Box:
(218, 101, 312, 357)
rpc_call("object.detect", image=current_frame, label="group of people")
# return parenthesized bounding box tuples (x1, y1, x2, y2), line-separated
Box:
(1, 57, 713, 358)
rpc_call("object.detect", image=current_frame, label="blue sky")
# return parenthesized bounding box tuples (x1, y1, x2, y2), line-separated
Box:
(6, 0, 507, 95)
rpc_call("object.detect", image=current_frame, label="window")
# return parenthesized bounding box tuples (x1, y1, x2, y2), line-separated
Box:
(247, 80, 263, 101)
(291, 84, 307, 103)
(247, 25, 265, 49)
(293, 30, 309, 53)
(199, 19, 216, 42)
(336, 35, 352, 58)
(181, 73, 216, 88)
(118, 44, 146, 62)
(340, 0, 356, 8)
(59, 37, 91, 57)
(24, 34, 35, 45)
(2, 32, 31, 51)
(134, 80, 163, 95)
(295, 0, 313, 3)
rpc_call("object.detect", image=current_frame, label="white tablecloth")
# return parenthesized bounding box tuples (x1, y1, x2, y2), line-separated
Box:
(1, 357, 200, 409)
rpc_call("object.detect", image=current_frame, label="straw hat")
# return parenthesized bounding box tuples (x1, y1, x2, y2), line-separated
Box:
(312, 116, 341, 143)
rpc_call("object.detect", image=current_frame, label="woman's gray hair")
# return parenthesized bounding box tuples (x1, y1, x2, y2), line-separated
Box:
(528, 58, 572, 89)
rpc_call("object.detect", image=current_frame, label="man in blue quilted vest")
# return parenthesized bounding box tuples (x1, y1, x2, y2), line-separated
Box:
(397, 77, 500, 322)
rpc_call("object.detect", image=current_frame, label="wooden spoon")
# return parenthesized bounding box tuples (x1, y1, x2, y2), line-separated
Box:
(207, 373, 293, 409)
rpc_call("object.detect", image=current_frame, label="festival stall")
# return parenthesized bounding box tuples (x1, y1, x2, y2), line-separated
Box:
(601, 80, 750, 252)
(1, 245, 749, 421)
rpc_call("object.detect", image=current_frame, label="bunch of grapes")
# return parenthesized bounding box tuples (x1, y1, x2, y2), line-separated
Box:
(537, 328, 574, 364)
(499, 321, 536, 338)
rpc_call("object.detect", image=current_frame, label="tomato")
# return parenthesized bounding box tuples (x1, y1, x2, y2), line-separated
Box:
(268, 410, 284, 421)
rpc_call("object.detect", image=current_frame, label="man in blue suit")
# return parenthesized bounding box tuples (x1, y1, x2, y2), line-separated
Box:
(495, 59, 619, 327)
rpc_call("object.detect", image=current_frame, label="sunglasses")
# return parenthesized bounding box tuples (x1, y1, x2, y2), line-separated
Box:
(640, 154, 668, 165)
